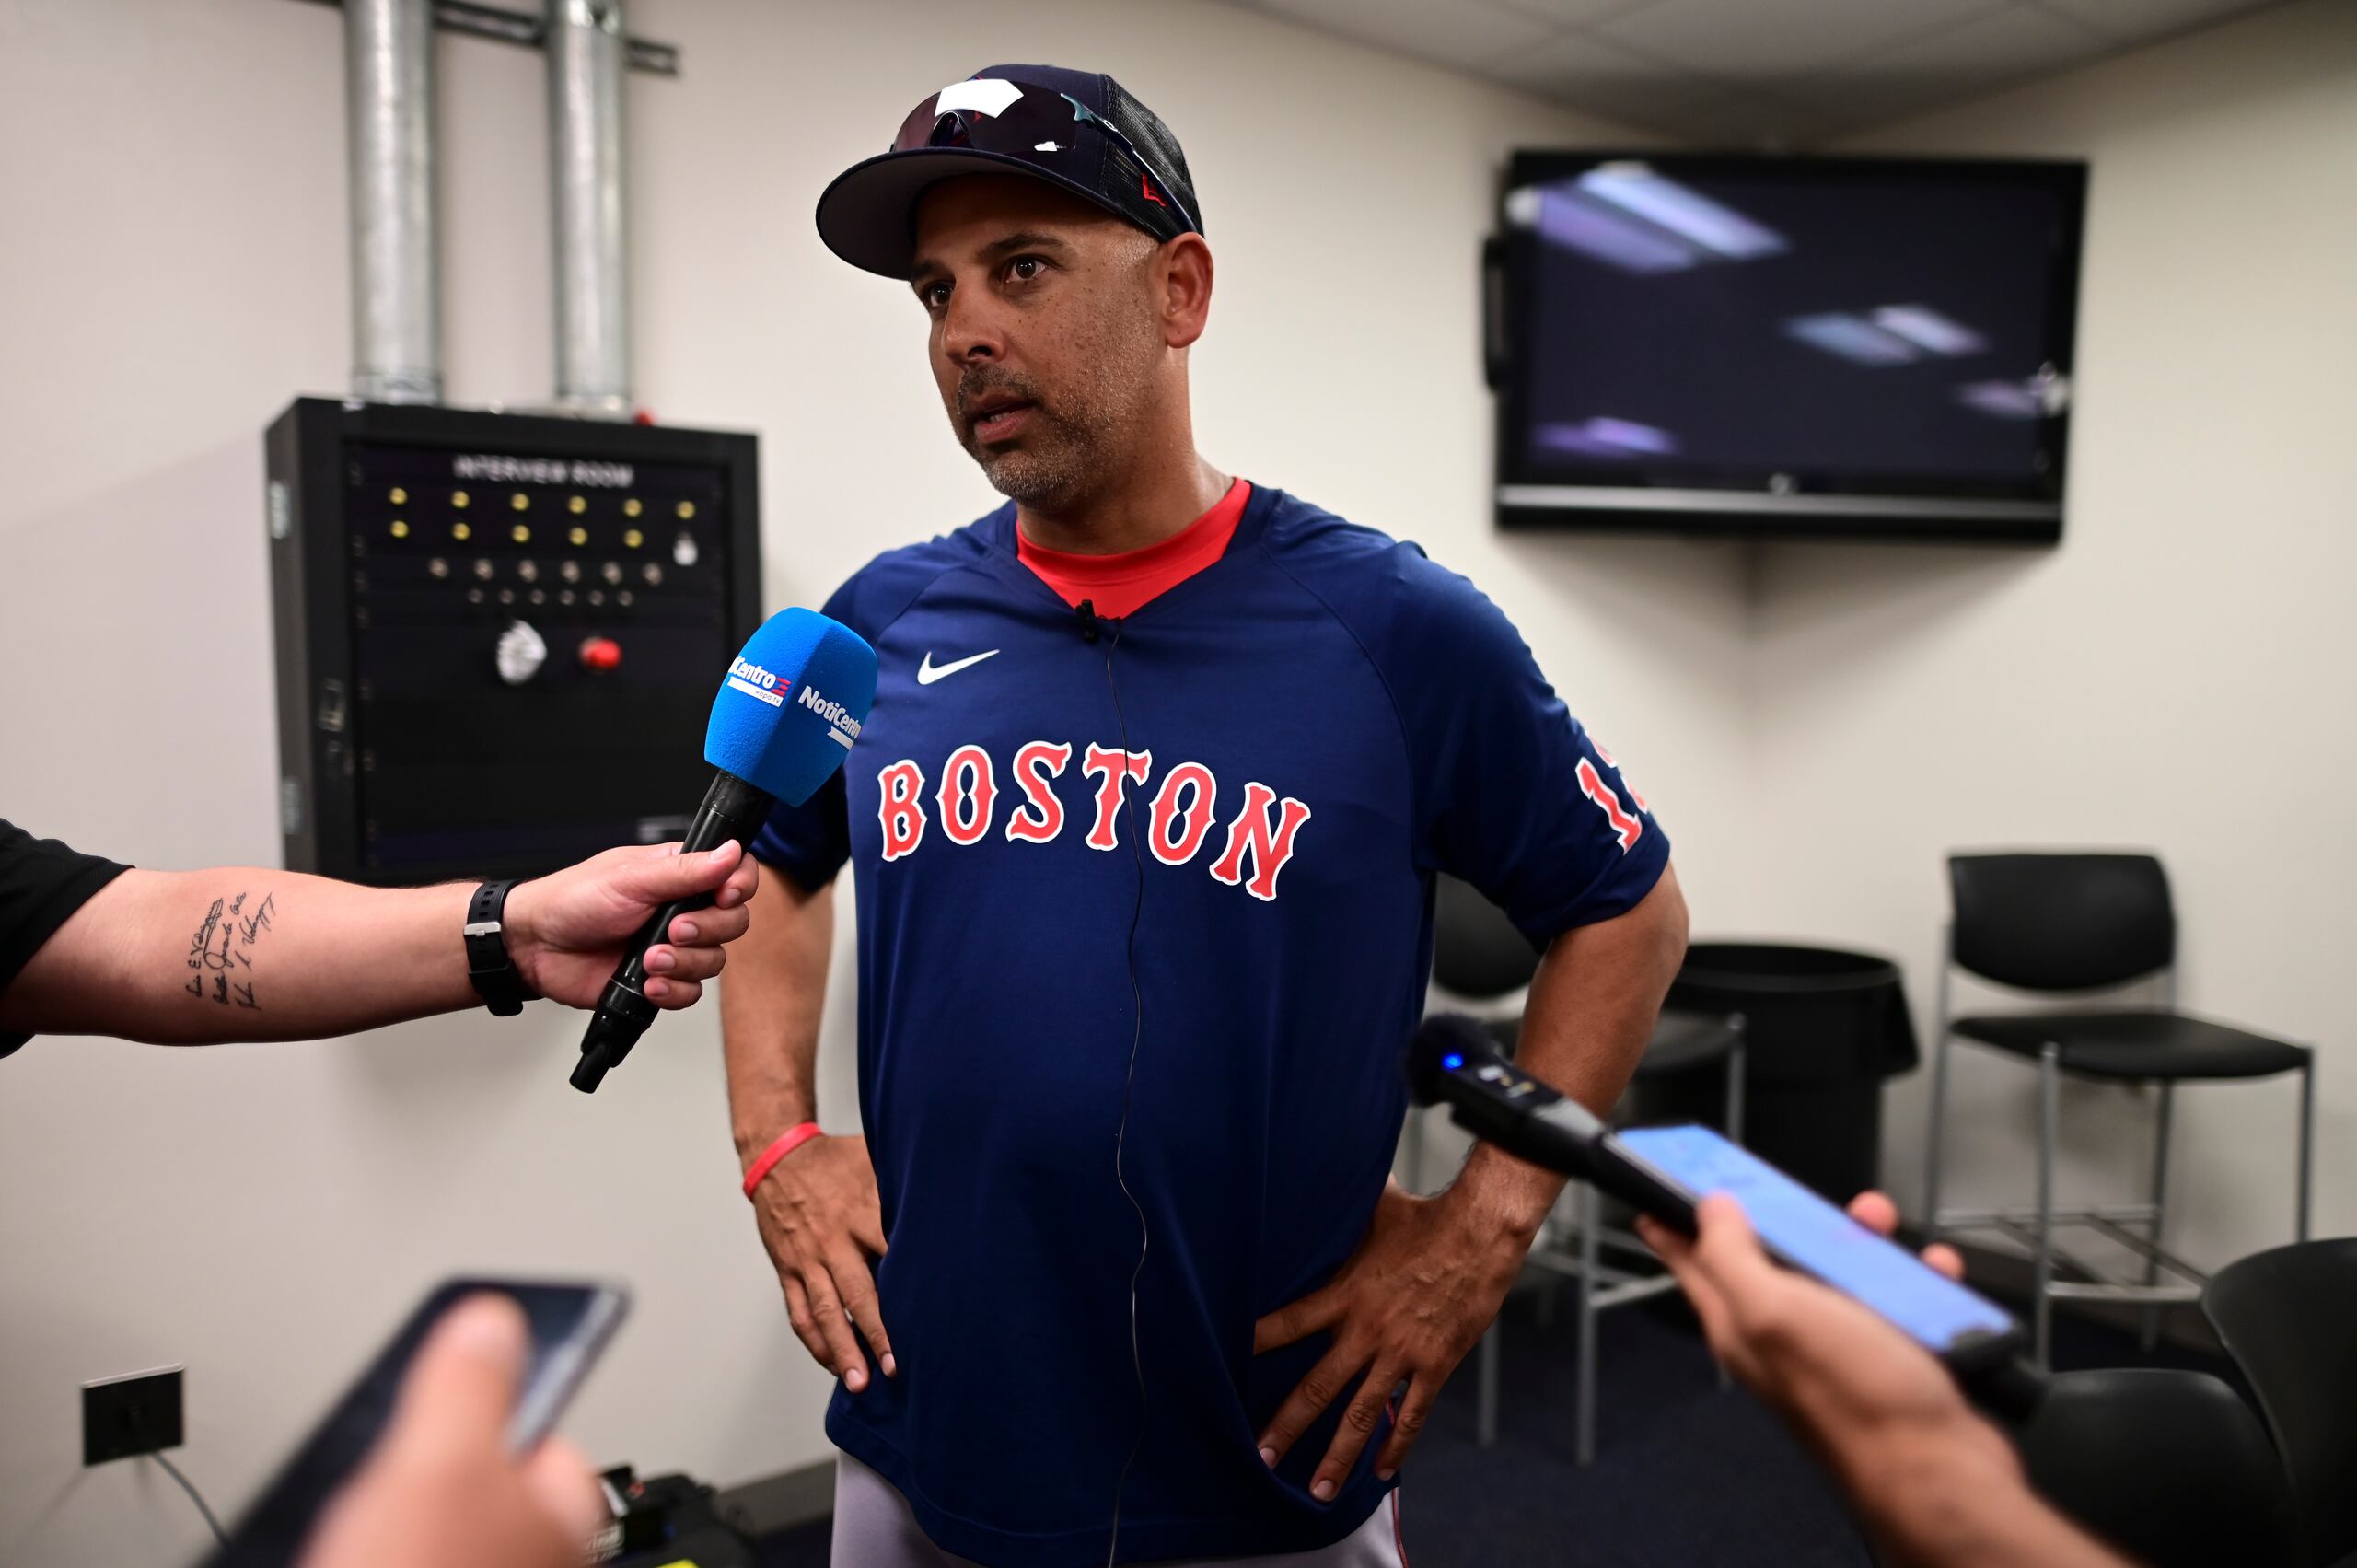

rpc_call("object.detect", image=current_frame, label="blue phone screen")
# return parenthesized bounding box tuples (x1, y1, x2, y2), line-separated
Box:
(1615, 1125, 2015, 1354)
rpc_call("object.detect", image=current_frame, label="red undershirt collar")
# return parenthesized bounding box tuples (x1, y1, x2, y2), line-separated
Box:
(1016, 478, 1251, 620)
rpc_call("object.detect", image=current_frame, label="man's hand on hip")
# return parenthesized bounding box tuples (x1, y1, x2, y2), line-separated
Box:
(1254, 1178, 1523, 1499)
(749, 1132, 896, 1392)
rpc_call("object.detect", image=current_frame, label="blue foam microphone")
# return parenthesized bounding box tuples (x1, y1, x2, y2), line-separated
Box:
(571, 609, 877, 1093)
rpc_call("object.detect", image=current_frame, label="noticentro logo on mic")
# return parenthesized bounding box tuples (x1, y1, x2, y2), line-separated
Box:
(795, 683, 862, 744)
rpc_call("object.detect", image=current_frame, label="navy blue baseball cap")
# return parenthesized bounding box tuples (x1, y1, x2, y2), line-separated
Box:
(816, 64, 1202, 279)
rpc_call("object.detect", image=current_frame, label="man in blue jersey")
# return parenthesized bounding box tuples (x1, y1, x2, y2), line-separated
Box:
(720, 67, 1689, 1567)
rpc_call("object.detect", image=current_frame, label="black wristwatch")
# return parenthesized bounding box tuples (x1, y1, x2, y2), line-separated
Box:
(463, 879, 539, 1016)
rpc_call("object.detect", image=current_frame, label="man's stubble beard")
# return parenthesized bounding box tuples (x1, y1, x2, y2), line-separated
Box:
(956, 307, 1164, 512)
(963, 397, 1106, 509)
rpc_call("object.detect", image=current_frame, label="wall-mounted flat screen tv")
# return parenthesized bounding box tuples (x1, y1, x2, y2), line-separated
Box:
(1489, 154, 2087, 542)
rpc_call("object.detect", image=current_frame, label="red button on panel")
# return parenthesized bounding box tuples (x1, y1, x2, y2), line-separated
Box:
(578, 636, 623, 672)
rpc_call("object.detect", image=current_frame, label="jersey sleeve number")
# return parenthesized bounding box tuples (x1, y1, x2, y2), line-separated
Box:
(1575, 756, 1643, 853)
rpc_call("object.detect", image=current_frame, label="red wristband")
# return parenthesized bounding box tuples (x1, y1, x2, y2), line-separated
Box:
(742, 1122, 823, 1198)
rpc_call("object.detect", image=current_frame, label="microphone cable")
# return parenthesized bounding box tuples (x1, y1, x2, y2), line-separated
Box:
(1090, 604, 1151, 1568)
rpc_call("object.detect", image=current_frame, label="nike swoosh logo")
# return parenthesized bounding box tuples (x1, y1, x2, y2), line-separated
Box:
(917, 648, 1000, 685)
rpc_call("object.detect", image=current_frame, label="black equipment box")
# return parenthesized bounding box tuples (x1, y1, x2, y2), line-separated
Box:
(593, 1466, 761, 1566)
(264, 398, 761, 885)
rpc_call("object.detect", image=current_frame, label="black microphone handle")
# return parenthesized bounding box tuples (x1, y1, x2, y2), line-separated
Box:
(570, 770, 776, 1094)
(1409, 1015, 1619, 1183)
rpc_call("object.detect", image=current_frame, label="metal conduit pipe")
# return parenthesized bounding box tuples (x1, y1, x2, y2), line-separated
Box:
(345, 0, 442, 404)
(548, 0, 632, 417)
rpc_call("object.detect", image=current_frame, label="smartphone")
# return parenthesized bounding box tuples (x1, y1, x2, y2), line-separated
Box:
(1608, 1124, 2024, 1371)
(203, 1278, 629, 1568)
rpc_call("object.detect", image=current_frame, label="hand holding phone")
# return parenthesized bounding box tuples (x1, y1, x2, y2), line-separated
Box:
(1613, 1126, 2020, 1371)
(205, 1281, 626, 1568)
(292, 1295, 605, 1568)
(1407, 1016, 2037, 1405)
(1637, 1194, 2056, 1535)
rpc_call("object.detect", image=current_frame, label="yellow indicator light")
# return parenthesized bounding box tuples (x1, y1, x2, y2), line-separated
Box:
(677, 501, 696, 520)
(621, 497, 643, 517)
(568, 526, 588, 547)
(452, 490, 470, 509)
(511, 524, 531, 544)
(452, 521, 472, 541)
(389, 486, 408, 505)
(389, 519, 410, 539)
(621, 528, 644, 549)
(569, 495, 587, 515)
(511, 493, 529, 511)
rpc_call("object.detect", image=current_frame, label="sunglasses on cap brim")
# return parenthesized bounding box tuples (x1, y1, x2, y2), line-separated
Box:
(890, 78, 1201, 238)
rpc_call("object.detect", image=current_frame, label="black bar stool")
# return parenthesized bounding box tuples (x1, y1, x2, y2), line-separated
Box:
(1922, 853, 2316, 1367)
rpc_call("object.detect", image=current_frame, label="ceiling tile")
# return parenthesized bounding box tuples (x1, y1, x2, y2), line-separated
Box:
(2030, 0, 2285, 44)
(1592, 0, 2004, 79)
(1247, 0, 1561, 74)
(1475, 29, 1724, 134)
(1787, 3, 2114, 133)
(1862, 2, 2111, 74)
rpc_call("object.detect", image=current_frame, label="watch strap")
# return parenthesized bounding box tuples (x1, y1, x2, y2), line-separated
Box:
(463, 879, 537, 1016)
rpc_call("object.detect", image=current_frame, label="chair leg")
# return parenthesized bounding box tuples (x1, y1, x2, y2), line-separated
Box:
(1725, 1028, 1747, 1146)
(1577, 1179, 1600, 1467)
(2035, 1043, 2060, 1372)
(1476, 1320, 1500, 1450)
(1923, 965, 1954, 1242)
(2140, 1082, 2174, 1353)
(1403, 1102, 1424, 1197)
(2297, 1057, 2316, 1243)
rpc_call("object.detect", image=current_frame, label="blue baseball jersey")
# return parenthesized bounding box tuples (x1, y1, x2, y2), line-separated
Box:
(751, 484, 1667, 1565)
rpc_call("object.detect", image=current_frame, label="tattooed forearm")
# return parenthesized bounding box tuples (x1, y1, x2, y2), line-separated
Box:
(184, 890, 273, 1008)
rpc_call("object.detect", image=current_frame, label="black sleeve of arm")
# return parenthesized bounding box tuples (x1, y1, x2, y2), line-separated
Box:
(0, 819, 132, 1058)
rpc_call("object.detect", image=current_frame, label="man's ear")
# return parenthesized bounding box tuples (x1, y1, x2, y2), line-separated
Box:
(1159, 234, 1213, 350)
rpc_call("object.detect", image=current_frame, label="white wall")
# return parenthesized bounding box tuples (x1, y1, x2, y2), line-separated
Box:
(18, 1, 2338, 1556)
(1732, 0, 2357, 1269)
(0, 4, 1743, 1562)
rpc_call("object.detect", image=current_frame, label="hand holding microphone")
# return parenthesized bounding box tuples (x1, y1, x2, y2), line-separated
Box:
(499, 840, 760, 1011)
(570, 609, 877, 1093)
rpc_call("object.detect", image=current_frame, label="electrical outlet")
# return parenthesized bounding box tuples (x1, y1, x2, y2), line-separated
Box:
(81, 1365, 184, 1466)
